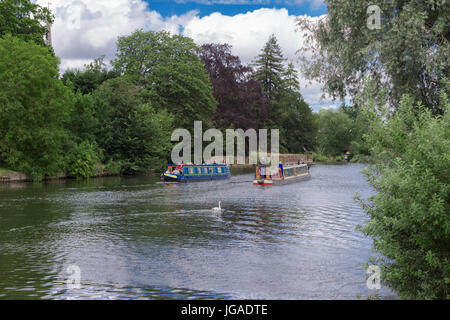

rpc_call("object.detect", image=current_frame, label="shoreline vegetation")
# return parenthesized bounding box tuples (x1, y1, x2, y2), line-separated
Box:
(0, 153, 371, 183)
(1, 0, 448, 300)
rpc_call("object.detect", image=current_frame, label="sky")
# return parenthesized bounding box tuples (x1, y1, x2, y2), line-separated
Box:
(35, 0, 338, 111)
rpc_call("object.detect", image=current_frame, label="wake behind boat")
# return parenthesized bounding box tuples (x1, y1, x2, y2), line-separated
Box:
(161, 164, 231, 182)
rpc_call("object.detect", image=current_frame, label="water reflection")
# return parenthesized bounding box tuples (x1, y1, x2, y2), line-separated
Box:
(0, 164, 397, 299)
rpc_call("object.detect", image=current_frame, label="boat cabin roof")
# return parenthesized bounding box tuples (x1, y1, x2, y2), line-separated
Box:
(168, 164, 227, 167)
(257, 163, 308, 168)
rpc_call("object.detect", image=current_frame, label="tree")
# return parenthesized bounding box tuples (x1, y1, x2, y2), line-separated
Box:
(283, 62, 301, 92)
(67, 92, 99, 144)
(316, 108, 353, 155)
(93, 77, 174, 173)
(113, 30, 217, 129)
(276, 91, 317, 153)
(199, 43, 270, 130)
(0, 35, 72, 180)
(359, 89, 450, 299)
(253, 34, 286, 101)
(252, 37, 318, 153)
(62, 56, 119, 95)
(0, 0, 53, 47)
(297, 0, 450, 114)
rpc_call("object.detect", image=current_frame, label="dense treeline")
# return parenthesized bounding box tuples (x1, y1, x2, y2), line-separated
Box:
(298, 0, 449, 299)
(1, 0, 334, 181)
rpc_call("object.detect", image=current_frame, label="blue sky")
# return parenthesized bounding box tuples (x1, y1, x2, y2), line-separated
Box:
(145, 0, 327, 18)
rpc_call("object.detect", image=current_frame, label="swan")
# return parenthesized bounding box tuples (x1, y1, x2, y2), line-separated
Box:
(212, 201, 222, 212)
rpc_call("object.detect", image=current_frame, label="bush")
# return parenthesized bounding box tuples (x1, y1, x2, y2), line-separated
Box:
(359, 92, 450, 299)
(0, 35, 73, 181)
(66, 141, 100, 179)
(312, 152, 343, 163)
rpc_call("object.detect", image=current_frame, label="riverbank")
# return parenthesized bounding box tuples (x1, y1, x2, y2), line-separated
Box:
(0, 166, 120, 183)
(0, 164, 255, 183)
(312, 152, 374, 164)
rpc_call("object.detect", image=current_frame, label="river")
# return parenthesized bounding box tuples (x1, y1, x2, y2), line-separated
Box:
(0, 164, 396, 299)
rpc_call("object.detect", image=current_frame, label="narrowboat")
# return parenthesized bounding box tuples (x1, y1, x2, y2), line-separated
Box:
(161, 164, 231, 182)
(253, 163, 310, 186)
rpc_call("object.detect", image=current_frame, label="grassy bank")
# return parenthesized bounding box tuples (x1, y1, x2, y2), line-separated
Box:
(312, 152, 374, 164)
(0, 164, 121, 183)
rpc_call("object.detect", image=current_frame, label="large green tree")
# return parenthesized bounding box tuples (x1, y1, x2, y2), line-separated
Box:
(316, 108, 353, 155)
(0, 0, 52, 47)
(113, 30, 217, 129)
(93, 77, 174, 173)
(0, 35, 72, 180)
(359, 89, 450, 299)
(297, 0, 450, 114)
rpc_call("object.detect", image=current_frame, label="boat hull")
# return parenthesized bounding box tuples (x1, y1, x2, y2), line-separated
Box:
(161, 164, 231, 183)
(253, 172, 311, 186)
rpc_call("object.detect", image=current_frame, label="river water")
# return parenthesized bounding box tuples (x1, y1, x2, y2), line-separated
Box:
(0, 164, 396, 300)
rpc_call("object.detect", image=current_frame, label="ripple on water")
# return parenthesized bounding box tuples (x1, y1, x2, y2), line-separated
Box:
(0, 164, 396, 299)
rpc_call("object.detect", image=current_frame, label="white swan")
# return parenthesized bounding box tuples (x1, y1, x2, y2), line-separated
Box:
(212, 201, 222, 212)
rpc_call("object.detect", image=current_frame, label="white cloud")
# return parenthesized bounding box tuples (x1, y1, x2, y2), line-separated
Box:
(37, 1, 334, 107)
(182, 9, 330, 106)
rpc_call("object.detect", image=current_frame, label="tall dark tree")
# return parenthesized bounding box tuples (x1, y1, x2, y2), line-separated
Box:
(0, 0, 53, 47)
(253, 34, 286, 101)
(283, 62, 301, 92)
(199, 43, 269, 130)
(252, 37, 318, 153)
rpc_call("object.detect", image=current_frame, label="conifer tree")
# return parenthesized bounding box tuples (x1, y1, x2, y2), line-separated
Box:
(253, 34, 286, 101)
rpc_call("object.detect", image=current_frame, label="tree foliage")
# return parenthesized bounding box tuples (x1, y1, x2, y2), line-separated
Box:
(252, 36, 317, 153)
(62, 57, 119, 95)
(253, 34, 286, 101)
(113, 30, 217, 129)
(66, 140, 100, 179)
(0, 0, 52, 47)
(316, 108, 353, 155)
(359, 89, 450, 299)
(297, 0, 450, 114)
(0, 35, 72, 180)
(93, 77, 174, 173)
(199, 43, 270, 130)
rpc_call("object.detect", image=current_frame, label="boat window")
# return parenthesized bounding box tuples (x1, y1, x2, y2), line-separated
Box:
(188, 167, 194, 174)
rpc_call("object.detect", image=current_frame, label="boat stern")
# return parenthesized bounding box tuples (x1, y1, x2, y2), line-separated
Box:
(161, 173, 180, 182)
(253, 179, 273, 186)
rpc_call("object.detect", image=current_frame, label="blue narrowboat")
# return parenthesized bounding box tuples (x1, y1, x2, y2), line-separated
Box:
(160, 164, 231, 182)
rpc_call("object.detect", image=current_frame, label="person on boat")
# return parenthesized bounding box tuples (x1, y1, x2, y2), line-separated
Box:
(278, 162, 284, 178)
